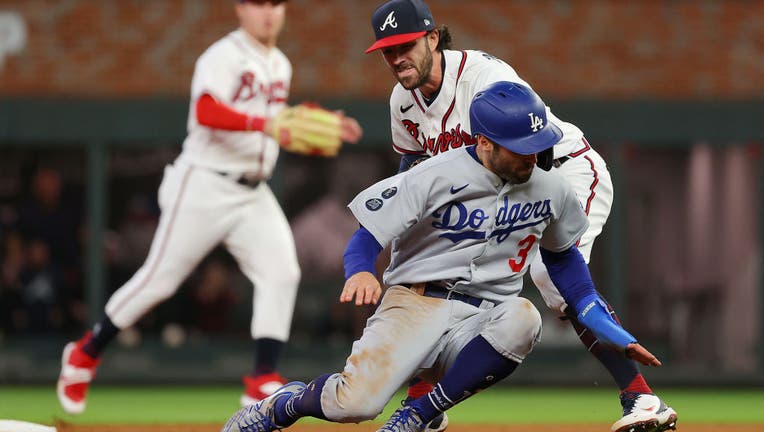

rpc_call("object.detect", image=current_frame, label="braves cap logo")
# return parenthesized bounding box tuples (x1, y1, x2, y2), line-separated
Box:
(379, 11, 398, 31)
(528, 113, 545, 132)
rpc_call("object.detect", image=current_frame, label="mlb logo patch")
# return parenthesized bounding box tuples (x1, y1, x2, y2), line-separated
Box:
(366, 198, 384, 211)
(381, 187, 398, 199)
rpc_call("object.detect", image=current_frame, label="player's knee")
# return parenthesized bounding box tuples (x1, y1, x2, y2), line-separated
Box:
(332, 399, 385, 423)
(510, 297, 542, 337)
(137, 276, 180, 304)
(487, 297, 542, 359)
(334, 383, 386, 421)
(321, 374, 386, 422)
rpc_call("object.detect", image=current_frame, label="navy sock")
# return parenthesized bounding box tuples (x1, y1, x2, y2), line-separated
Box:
(408, 335, 519, 423)
(274, 373, 331, 425)
(82, 315, 119, 358)
(253, 338, 284, 376)
(567, 300, 640, 390)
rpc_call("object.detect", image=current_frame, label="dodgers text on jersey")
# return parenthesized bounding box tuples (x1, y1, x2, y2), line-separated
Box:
(431, 196, 552, 244)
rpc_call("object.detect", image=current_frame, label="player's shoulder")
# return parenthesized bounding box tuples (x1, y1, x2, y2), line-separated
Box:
(269, 46, 292, 69)
(389, 83, 414, 118)
(532, 165, 564, 182)
(528, 167, 573, 196)
(462, 49, 503, 66)
(458, 49, 517, 76)
(389, 82, 410, 105)
(197, 31, 239, 63)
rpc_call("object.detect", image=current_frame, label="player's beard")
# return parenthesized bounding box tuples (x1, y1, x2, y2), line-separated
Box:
(490, 144, 535, 185)
(396, 46, 433, 90)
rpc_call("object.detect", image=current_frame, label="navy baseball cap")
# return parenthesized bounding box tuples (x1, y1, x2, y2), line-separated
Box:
(365, 0, 435, 53)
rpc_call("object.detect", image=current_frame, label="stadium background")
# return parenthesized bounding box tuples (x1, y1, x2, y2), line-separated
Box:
(1, 0, 763, 425)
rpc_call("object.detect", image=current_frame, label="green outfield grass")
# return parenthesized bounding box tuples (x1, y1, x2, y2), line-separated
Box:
(1, 386, 763, 425)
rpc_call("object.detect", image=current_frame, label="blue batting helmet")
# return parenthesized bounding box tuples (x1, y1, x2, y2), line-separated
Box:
(469, 81, 562, 155)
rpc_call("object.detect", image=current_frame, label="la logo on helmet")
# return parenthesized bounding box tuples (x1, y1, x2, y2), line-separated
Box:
(528, 113, 545, 132)
(379, 11, 398, 31)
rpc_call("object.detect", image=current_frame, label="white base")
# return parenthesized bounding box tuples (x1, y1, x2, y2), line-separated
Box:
(0, 420, 56, 432)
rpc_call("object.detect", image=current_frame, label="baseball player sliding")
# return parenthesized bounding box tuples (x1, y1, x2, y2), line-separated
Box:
(219, 82, 664, 432)
(56, 0, 362, 415)
(365, 1, 677, 432)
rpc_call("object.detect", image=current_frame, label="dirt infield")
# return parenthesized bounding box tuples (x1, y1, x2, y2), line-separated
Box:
(54, 423, 764, 432)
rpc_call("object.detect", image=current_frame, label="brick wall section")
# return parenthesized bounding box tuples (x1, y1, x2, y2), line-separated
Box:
(0, 0, 762, 99)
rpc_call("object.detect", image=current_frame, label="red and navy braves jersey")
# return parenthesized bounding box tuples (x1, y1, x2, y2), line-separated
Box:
(389, 50, 584, 160)
(181, 29, 291, 176)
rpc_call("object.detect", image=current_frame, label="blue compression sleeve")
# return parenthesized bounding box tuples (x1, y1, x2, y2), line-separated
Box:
(540, 246, 636, 350)
(342, 226, 383, 279)
(575, 295, 636, 349)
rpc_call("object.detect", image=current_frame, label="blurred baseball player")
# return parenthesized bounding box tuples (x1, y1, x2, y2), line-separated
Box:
(219, 81, 665, 432)
(364, 1, 677, 432)
(56, 0, 362, 415)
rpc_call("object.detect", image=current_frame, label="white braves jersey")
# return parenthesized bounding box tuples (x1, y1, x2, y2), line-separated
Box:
(390, 50, 585, 160)
(347, 147, 589, 304)
(180, 29, 292, 177)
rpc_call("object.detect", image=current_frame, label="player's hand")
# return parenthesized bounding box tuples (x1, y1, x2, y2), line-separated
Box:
(266, 103, 345, 157)
(338, 113, 363, 144)
(625, 342, 662, 367)
(340, 271, 381, 306)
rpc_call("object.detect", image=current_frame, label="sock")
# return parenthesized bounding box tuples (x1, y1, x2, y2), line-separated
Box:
(253, 338, 284, 376)
(566, 299, 650, 393)
(406, 377, 433, 400)
(274, 373, 332, 425)
(623, 374, 652, 394)
(82, 315, 119, 358)
(408, 335, 519, 423)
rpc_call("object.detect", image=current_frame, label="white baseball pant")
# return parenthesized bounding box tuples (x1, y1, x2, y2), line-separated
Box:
(105, 160, 300, 341)
(530, 142, 614, 313)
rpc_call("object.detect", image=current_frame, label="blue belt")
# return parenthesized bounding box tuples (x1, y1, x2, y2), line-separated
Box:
(405, 282, 494, 308)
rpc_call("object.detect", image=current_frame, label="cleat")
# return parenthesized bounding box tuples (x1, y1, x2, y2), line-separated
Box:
(611, 392, 678, 432)
(378, 406, 427, 432)
(223, 381, 306, 432)
(56, 333, 100, 415)
(403, 397, 448, 431)
(241, 372, 288, 407)
(424, 412, 449, 432)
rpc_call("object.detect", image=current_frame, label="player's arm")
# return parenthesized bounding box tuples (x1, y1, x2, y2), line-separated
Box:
(196, 93, 267, 131)
(340, 226, 384, 306)
(539, 246, 661, 367)
(196, 93, 363, 155)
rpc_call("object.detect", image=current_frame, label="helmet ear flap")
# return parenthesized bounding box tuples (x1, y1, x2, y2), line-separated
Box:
(536, 147, 554, 171)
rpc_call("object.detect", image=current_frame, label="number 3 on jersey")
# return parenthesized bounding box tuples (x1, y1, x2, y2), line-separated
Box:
(508, 235, 536, 272)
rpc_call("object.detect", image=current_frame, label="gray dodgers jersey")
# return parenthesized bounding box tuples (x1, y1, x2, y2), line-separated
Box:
(347, 147, 589, 304)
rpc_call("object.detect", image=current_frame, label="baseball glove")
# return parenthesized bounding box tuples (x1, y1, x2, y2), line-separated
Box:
(267, 103, 343, 157)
